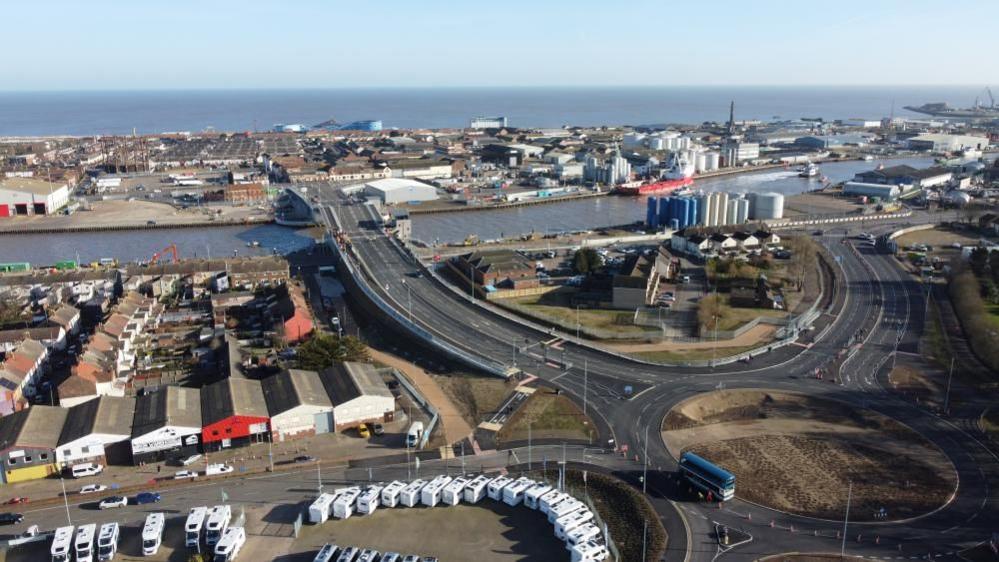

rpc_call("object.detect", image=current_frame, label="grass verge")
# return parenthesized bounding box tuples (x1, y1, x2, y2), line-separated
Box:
(632, 344, 760, 363)
(497, 390, 596, 444)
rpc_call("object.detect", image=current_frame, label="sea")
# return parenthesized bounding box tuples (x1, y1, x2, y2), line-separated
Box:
(0, 86, 986, 137)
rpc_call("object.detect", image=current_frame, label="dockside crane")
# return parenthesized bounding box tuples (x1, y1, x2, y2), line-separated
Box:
(975, 86, 995, 109)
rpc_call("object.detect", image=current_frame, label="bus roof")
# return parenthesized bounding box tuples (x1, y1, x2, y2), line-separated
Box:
(680, 451, 735, 484)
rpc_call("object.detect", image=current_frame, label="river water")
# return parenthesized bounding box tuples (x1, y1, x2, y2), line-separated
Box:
(410, 156, 938, 244)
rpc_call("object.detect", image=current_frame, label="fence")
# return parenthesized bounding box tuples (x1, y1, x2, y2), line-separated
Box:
(389, 367, 440, 450)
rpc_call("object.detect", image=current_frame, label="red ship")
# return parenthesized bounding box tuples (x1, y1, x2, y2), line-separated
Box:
(614, 153, 695, 196)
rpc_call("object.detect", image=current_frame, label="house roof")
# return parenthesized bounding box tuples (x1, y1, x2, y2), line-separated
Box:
(319, 362, 392, 406)
(57, 375, 97, 400)
(131, 386, 202, 437)
(0, 405, 69, 451)
(201, 377, 268, 425)
(262, 369, 333, 416)
(59, 395, 136, 445)
(0, 327, 61, 346)
(49, 304, 80, 327)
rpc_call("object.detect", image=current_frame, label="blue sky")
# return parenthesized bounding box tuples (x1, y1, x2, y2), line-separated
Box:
(8, 0, 997, 90)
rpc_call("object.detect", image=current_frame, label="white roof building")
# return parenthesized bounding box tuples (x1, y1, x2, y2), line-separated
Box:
(363, 178, 438, 204)
(319, 362, 395, 431)
(263, 369, 334, 441)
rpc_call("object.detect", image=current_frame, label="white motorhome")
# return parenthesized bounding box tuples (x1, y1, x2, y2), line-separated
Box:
(420, 475, 453, 507)
(205, 504, 232, 546)
(486, 475, 513, 501)
(308, 493, 337, 524)
(380, 480, 406, 508)
(555, 509, 594, 540)
(212, 526, 246, 562)
(540, 491, 569, 515)
(97, 522, 119, 561)
(570, 539, 609, 562)
(186, 506, 209, 547)
(313, 543, 339, 562)
(524, 483, 553, 509)
(463, 475, 491, 504)
(74, 523, 97, 562)
(356, 485, 383, 515)
(399, 479, 426, 507)
(549, 498, 585, 524)
(141, 513, 165, 556)
(51, 525, 74, 562)
(564, 523, 602, 549)
(336, 546, 359, 562)
(441, 476, 469, 506)
(502, 477, 534, 506)
(332, 487, 362, 519)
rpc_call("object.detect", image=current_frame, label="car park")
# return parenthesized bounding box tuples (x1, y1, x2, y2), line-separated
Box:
(99, 496, 127, 510)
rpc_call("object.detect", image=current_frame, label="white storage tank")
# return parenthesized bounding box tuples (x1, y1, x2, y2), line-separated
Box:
(694, 152, 707, 173)
(751, 192, 785, 220)
(678, 136, 692, 150)
(735, 198, 750, 224)
(705, 152, 720, 171)
(648, 137, 666, 151)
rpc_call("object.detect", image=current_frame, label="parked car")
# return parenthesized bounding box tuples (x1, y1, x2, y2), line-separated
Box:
(178, 454, 202, 466)
(206, 463, 234, 475)
(70, 462, 104, 478)
(174, 470, 198, 480)
(294, 455, 317, 464)
(80, 484, 107, 495)
(357, 424, 371, 438)
(372, 423, 385, 436)
(0, 513, 23, 525)
(99, 496, 128, 510)
(4, 497, 28, 505)
(134, 492, 161, 505)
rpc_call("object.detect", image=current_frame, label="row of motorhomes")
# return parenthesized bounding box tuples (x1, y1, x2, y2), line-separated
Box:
(50, 518, 129, 562)
(306, 474, 609, 562)
(185, 504, 246, 561)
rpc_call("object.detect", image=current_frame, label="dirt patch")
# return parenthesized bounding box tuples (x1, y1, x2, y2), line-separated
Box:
(889, 363, 944, 409)
(497, 389, 597, 444)
(431, 371, 517, 427)
(662, 389, 956, 521)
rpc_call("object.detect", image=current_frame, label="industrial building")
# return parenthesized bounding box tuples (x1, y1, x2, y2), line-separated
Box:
(470, 116, 508, 129)
(262, 369, 334, 442)
(56, 396, 135, 467)
(843, 182, 901, 200)
(853, 165, 952, 189)
(200, 377, 269, 451)
(0, 405, 69, 483)
(363, 178, 438, 204)
(793, 134, 872, 149)
(319, 362, 395, 431)
(129, 386, 203, 465)
(0, 178, 70, 217)
(905, 133, 990, 152)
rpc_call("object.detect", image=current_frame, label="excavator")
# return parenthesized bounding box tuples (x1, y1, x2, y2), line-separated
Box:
(148, 244, 179, 265)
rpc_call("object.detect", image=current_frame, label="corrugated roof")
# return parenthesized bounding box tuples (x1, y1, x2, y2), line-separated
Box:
(319, 362, 392, 407)
(201, 377, 267, 425)
(59, 395, 135, 445)
(0, 178, 67, 197)
(0, 405, 69, 451)
(262, 369, 332, 416)
(131, 386, 202, 438)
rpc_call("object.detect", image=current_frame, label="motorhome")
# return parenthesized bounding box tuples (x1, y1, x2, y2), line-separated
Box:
(380, 480, 406, 508)
(524, 483, 553, 509)
(141, 513, 165, 556)
(356, 485, 383, 515)
(486, 475, 513, 501)
(441, 476, 469, 506)
(336, 546, 359, 562)
(97, 522, 120, 561)
(212, 526, 246, 562)
(570, 539, 610, 562)
(420, 475, 453, 507)
(51, 525, 74, 562)
(399, 479, 426, 507)
(185, 506, 209, 548)
(549, 498, 585, 524)
(308, 493, 337, 524)
(502, 477, 534, 506)
(205, 504, 232, 547)
(357, 549, 379, 562)
(313, 543, 339, 562)
(332, 486, 362, 519)
(564, 523, 602, 549)
(555, 509, 595, 540)
(406, 422, 424, 448)
(74, 523, 97, 562)
(463, 475, 491, 504)
(540, 491, 569, 515)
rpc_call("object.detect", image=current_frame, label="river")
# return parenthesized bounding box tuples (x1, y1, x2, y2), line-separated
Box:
(410, 157, 938, 244)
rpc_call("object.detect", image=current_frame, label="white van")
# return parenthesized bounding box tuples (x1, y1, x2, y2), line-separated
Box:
(523, 482, 553, 509)
(441, 476, 469, 506)
(356, 485, 383, 515)
(399, 479, 426, 507)
(313, 543, 339, 562)
(486, 475, 513, 501)
(212, 526, 246, 562)
(380, 480, 406, 508)
(406, 422, 424, 448)
(564, 523, 602, 549)
(71, 463, 104, 478)
(332, 487, 362, 519)
(205, 505, 232, 546)
(141, 513, 165, 556)
(308, 493, 336, 524)
(570, 539, 609, 562)
(502, 477, 534, 506)
(463, 475, 491, 504)
(185, 506, 209, 547)
(555, 509, 594, 540)
(51, 525, 74, 562)
(420, 475, 453, 507)
(74, 523, 97, 562)
(96, 522, 119, 561)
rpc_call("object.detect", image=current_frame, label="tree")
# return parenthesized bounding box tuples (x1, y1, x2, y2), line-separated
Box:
(0, 296, 25, 329)
(698, 294, 725, 334)
(785, 236, 817, 291)
(295, 333, 369, 371)
(572, 248, 603, 275)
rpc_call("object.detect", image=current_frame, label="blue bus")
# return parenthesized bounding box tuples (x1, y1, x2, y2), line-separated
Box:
(679, 452, 735, 502)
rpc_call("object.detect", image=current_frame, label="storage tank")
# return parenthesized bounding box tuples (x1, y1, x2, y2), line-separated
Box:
(736, 198, 750, 224)
(678, 136, 692, 150)
(697, 194, 711, 226)
(646, 197, 659, 229)
(694, 152, 707, 173)
(943, 190, 971, 206)
(658, 197, 672, 227)
(688, 197, 699, 227)
(677, 197, 692, 228)
(705, 152, 720, 171)
(712, 192, 729, 225)
(751, 192, 785, 219)
(648, 137, 666, 151)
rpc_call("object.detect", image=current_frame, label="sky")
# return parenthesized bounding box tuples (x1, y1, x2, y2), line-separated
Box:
(7, 0, 998, 90)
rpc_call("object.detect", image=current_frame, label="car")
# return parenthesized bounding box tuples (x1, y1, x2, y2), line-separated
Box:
(812, 229, 824, 236)
(70, 462, 104, 478)
(357, 424, 371, 438)
(174, 470, 198, 480)
(294, 455, 317, 464)
(4, 497, 28, 505)
(20, 525, 39, 537)
(206, 463, 234, 475)
(146, 220, 157, 226)
(80, 484, 107, 495)
(372, 423, 385, 436)
(0, 513, 23, 525)
(99, 496, 128, 510)
(178, 454, 202, 466)
(134, 492, 161, 505)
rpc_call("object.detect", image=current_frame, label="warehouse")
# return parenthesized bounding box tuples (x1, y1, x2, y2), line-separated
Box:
(201, 377, 270, 451)
(56, 395, 135, 467)
(0, 406, 69, 483)
(363, 178, 438, 204)
(319, 362, 395, 431)
(905, 133, 990, 152)
(263, 369, 334, 441)
(843, 182, 901, 200)
(0, 178, 70, 217)
(130, 386, 203, 465)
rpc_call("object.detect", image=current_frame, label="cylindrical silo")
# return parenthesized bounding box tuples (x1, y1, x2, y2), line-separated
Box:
(736, 198, 750, 224)
(751, 192, 785, 220)
(670, 218, 680, 231)
(697, 194, 711, 226)
(705, 152, 720, 171)
(647, 197, 659, 229)
(658, 197, 672, 227)
(687, 197, 698, 227)
(678, 197, 692, 228)
(694, 152, 707, 173)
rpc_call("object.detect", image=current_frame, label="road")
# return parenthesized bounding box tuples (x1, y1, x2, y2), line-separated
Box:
(315, 184, 998, 562)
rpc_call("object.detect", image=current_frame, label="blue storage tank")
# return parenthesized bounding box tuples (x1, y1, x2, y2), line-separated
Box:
(670, 218, 680, 231)
(689, 197, 700, 226)
(658, 197, 671, 228)
(668, 198, 681, 227)
(646, 197, 659, 229)
(677, 198, 692, 228)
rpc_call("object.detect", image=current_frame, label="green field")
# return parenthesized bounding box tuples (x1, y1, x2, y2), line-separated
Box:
(497, 390, 596, 444)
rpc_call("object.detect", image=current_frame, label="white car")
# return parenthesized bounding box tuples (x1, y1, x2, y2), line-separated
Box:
(178, 454, 202, 466)
(206, 463, 234, 476)
(80, 484, 108, 495)
(174, 470, 198, 480)
(98, 496, 128, 510)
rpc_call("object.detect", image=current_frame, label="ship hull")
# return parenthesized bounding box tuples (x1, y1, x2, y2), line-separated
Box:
(615, 176, 694, 196)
